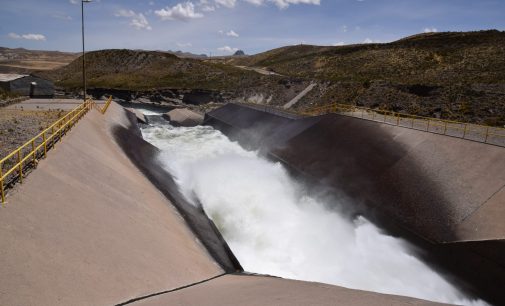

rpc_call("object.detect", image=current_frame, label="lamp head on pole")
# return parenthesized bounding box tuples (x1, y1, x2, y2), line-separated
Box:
(82, 0, 92, 3)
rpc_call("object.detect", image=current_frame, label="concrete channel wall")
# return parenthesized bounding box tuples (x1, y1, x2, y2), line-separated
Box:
(205, 103, 505, 305)
(0, 102, 449, 305)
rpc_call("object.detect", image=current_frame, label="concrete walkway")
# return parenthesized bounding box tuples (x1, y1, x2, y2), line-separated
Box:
(5, 98, 107, 110)
(0, 103, 222, 306)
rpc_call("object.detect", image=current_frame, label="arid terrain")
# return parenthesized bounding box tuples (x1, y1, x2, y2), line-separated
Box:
(0, 47, 77, 74)
(2, 30, 505, 126)
(0, 109, 66, 164)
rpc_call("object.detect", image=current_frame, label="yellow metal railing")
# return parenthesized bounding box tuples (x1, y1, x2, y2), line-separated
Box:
(0, 99, 97, 204)
(95, 96, 113, 114)
(302, 103, 505, 147)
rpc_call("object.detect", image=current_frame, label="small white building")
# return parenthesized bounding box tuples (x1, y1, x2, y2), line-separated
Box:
(0, 74, 54, 97)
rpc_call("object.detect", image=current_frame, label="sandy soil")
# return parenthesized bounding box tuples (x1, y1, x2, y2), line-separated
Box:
(0, 109, 67, 161)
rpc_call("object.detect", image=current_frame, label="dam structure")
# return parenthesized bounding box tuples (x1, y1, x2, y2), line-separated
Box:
(0, 100, 503, 305)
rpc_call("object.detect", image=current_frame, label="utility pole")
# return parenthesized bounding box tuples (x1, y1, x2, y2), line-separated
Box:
(82, 0, 92, 101)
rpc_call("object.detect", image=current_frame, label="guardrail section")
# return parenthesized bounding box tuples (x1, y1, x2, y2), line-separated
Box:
(95, 96, 113, 114)
(303, 103, 505, 147)
(0, 100, 95, 204)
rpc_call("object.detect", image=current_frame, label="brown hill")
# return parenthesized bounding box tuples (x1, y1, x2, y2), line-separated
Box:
(38, 49, 309, 105)
(226, 30, 505, 125)
(40, 49, 277, 91)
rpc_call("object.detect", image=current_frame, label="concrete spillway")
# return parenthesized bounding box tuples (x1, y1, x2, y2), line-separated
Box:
(204, 103, 505, 305)
(0, 102, 456, 305)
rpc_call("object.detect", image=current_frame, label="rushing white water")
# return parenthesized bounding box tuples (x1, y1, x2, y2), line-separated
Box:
(131, 107, 163, 116)
(141, 121, 488, 306)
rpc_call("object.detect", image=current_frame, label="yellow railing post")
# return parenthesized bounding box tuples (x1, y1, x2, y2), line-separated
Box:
(17, 151, 23, 184)
(0, 165, 5, 204)
(31, 140, 36, 165)
(59, 121, 63, 143)
(51, 126, 55, 148)
(444, 122, 448, 135)
(42, 132, 47, 158)
(427, 119, 431, 132)
(396, 114, 400, 126)
(463, 124, 468, 138)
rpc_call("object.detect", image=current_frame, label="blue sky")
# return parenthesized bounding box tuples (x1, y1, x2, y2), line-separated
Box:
(1, 0, 504, 55)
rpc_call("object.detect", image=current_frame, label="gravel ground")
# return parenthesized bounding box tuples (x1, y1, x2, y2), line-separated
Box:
(0, 109, 67, 163)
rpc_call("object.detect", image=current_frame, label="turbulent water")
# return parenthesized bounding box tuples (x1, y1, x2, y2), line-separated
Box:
(141, 120, 487, 306)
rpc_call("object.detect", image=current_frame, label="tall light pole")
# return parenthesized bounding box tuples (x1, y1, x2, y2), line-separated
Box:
(82, 0, 92, 101)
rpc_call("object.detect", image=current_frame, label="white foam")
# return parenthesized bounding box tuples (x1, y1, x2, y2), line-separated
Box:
(135, 108, 163, 116)
(141, 123, 488, 306)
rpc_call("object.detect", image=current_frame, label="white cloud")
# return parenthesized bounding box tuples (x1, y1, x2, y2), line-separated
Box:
(363, 38, 381, 44)
(244, 0, 264, 5)
(69, 0, 78, 4)
(131, 13, 152, 30)
(155, 2, 204, 21)
(249, 0, 320, 9)
(218, 45, 239, 53)
(198, 0, 216, 11)
(424, 27, 438, 33)
(341, 25, 348, 33)
(115, 9, 152, 30)
(219, 29, 240, 37)
(332, 41, 345, 46)
(202, 5, 216, 11)
(8, 33, 46, 41)
(215, 0, 237, 8)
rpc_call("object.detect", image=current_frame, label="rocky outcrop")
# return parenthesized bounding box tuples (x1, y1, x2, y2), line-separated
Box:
(163, 108, 204, 127)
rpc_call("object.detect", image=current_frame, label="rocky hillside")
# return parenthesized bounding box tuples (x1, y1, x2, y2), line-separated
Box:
(228, 30, 505, 125)
(32, 30, 505, 126)
(38, 49, 309, 105)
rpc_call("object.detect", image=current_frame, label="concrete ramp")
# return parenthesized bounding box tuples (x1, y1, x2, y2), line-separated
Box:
(133, 274, 445, 306)
(0, 103, 223, 305)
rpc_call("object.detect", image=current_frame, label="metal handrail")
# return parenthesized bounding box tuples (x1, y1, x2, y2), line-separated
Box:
(0, 99, 95, 204)
(302, 103, 505, 146)
(95, 96, 113, 114)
